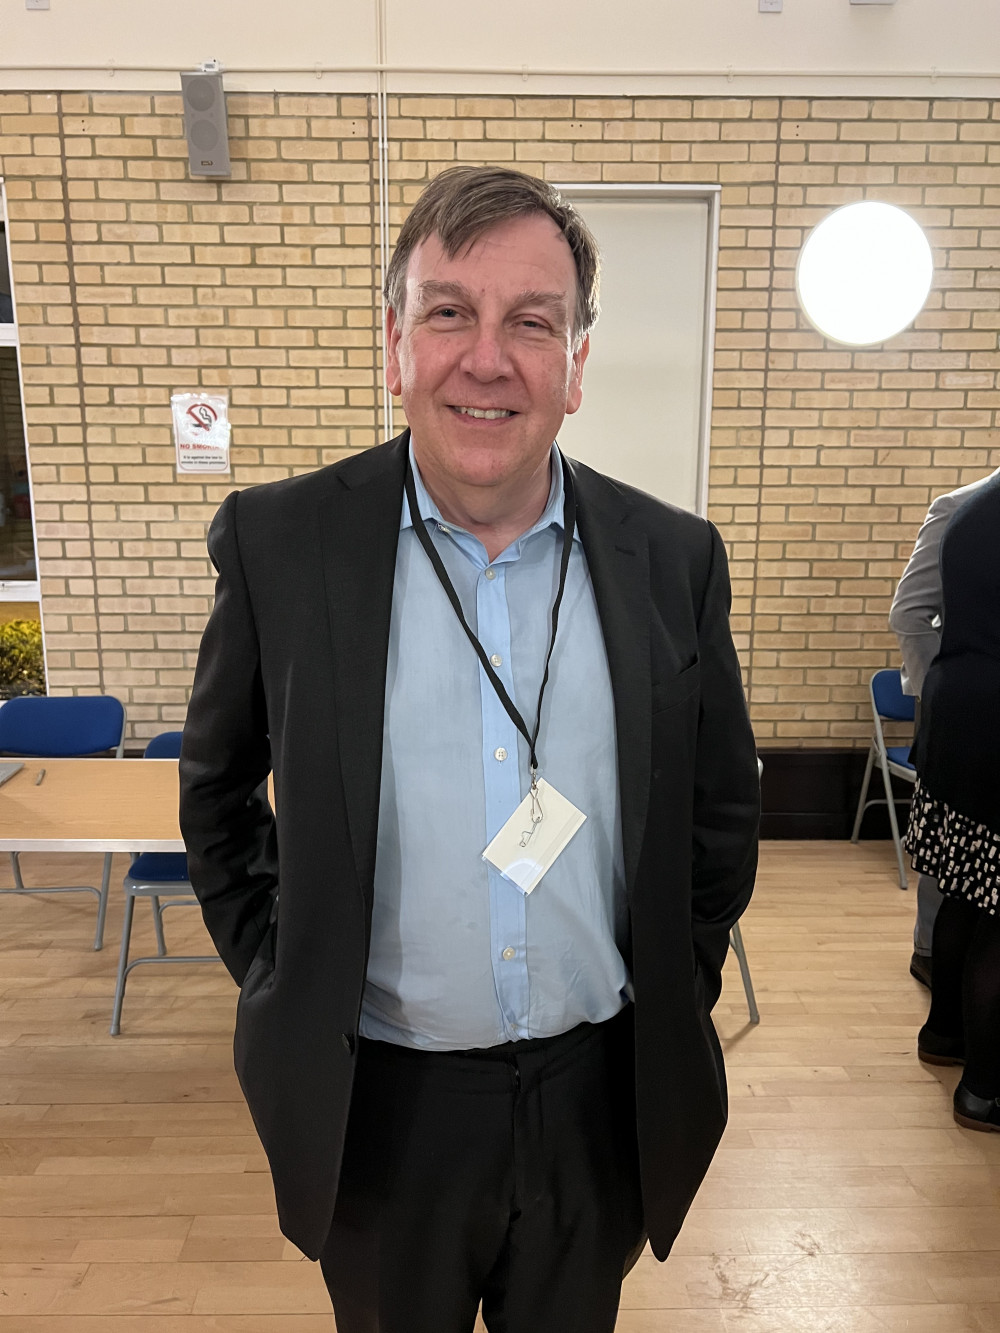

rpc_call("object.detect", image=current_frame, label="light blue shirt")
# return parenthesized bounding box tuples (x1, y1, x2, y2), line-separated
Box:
(361, 444, 630, 1050)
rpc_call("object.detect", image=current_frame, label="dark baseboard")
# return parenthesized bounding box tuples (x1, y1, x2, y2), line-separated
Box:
(758, 747, 912, 841)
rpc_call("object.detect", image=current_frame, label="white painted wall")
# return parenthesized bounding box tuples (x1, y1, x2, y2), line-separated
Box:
(0, 0, 996, 95)
(385, 0, 999, 94)
(0, 0, 378, 92)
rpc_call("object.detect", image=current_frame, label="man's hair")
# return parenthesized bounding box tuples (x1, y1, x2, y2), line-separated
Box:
(384, 166, 601, 347)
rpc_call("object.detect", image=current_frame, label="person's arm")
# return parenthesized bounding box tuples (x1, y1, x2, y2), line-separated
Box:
(689, 523, 760, 1009)
(889, 496, 950, 697)
(179, 489, 278, 985)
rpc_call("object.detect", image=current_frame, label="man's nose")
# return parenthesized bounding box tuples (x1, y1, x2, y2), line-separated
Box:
(460, 323, 513, 379)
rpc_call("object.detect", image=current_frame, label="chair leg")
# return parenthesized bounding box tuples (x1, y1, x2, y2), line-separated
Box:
(877, 754, 909, 890)
(850, 745, 876, 843)
(110, 893, 137, 1037)
(10, 851, 25, 892)
(92, 852, 113, 951)
(151, 896, 167, 957)
(729, 921, 759, 1025)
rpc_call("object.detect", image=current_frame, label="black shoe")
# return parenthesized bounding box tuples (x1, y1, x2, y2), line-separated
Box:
(909, 952, 932, 990)
(954, 1081, 1000, 1133)
(917, 1025, 964, 1066)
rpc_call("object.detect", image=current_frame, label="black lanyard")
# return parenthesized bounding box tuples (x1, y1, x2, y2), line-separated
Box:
(403, 458, 576, 780)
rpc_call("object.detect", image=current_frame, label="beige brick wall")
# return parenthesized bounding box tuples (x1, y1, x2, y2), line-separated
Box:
(0, 91, 378, 734)
(1, 91, 998, 746)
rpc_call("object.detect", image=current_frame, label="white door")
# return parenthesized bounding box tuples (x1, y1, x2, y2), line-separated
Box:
(555, 187, 719, 516)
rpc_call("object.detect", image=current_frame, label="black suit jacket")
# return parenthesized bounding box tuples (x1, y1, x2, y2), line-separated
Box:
(179, 433, 760, 1262)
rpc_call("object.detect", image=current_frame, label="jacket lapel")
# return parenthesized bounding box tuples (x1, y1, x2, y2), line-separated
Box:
(566, 457, 652, 897)
(319, 435, 409, 905)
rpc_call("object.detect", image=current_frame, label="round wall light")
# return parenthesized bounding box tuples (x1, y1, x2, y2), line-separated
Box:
(795, 200, 933, 347)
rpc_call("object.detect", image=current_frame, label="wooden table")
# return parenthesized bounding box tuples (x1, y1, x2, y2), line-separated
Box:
(0, 758, 183, 853)
(0, 757, 203, 1031)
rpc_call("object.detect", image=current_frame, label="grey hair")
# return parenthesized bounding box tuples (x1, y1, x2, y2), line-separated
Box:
(384, 166, 600, 347)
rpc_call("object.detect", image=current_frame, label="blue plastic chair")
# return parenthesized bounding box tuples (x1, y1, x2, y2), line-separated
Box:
(110, 731, 221, 1036)
(0, 694, 126, 950)
(850, 669, 916, 888)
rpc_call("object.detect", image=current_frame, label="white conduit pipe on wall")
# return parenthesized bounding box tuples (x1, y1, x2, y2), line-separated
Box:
(374, 0, 393, 442)
(1, 63, 997, 79)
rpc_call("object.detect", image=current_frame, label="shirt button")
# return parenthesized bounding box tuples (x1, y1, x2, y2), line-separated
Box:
(485, 568, 496, 580)
(502, 947, 516, 961)
(490, 653, 502, 667)
(494, 746, 508, 762)
(437, 523, 449, 533)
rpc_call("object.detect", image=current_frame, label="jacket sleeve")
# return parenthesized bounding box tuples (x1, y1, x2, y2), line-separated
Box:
(888, 496, 948, 697)
(179, 489, 278, 985)
(690, 523, 760, 1007)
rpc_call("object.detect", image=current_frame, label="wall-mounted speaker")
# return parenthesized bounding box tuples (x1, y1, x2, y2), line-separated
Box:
(180, 69, 231, 178)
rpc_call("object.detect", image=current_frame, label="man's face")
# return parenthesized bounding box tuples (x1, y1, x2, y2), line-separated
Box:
(385, 213, 589, 499)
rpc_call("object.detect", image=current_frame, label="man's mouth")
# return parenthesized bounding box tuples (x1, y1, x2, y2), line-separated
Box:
(450, 406, 516, 420)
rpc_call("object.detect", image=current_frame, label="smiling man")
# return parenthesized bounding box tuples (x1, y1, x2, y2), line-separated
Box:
(385, 211, 588, 557)
(180, 166, 760, 1333)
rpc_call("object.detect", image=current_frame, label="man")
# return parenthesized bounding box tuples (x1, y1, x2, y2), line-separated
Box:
(890, 464, 1000, 989)
(180, 166, 759, 1332)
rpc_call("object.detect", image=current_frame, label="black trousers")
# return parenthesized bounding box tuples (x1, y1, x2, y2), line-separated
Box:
(320, 1007, 645, 1333)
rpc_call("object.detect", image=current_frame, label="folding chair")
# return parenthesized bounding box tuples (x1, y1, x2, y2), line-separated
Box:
(110, 731, 221, 1036)
(850, 668, 916, 889)
(0, 694, 126, 949)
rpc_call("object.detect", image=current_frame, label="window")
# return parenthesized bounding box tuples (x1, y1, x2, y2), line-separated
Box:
(0, 186, 45, 695)
(0, 185, 41, 601)
(0, 219, 12, 326)
(0, 346, 35, 584)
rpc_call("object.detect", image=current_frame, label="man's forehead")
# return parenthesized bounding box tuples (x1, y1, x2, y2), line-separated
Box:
(407, 215, 575, 278)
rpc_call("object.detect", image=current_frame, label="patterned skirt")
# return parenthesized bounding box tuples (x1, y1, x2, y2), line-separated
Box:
(904, 778, 1000, 914)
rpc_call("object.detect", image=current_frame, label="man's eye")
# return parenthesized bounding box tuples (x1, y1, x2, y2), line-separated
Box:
(435, 307, 458, 319)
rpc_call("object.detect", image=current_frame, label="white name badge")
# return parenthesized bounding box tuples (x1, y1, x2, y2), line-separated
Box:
(482, 779, 586, 896)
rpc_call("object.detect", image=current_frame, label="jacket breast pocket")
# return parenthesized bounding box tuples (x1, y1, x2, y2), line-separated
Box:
(651, 659, 700, 716)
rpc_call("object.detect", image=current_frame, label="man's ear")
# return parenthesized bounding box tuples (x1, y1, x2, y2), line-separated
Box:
(565, 334, 590, 416)
(385, 305, 403, 397)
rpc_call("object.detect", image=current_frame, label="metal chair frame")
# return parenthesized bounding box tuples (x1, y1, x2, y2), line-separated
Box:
(0, 695, 126, 950)
(729, 920, 759, 1024)
(110, 885, 221, 1036)
(850, 669, 916, 889)
(724, 755, 762, 1026)
(109, 731, 221, 1036)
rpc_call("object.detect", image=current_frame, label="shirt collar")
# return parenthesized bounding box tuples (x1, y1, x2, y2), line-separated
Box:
(401, 441, 577, 546)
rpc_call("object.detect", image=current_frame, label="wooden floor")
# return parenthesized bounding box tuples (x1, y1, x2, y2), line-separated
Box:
(1, 842, 998, 1331)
